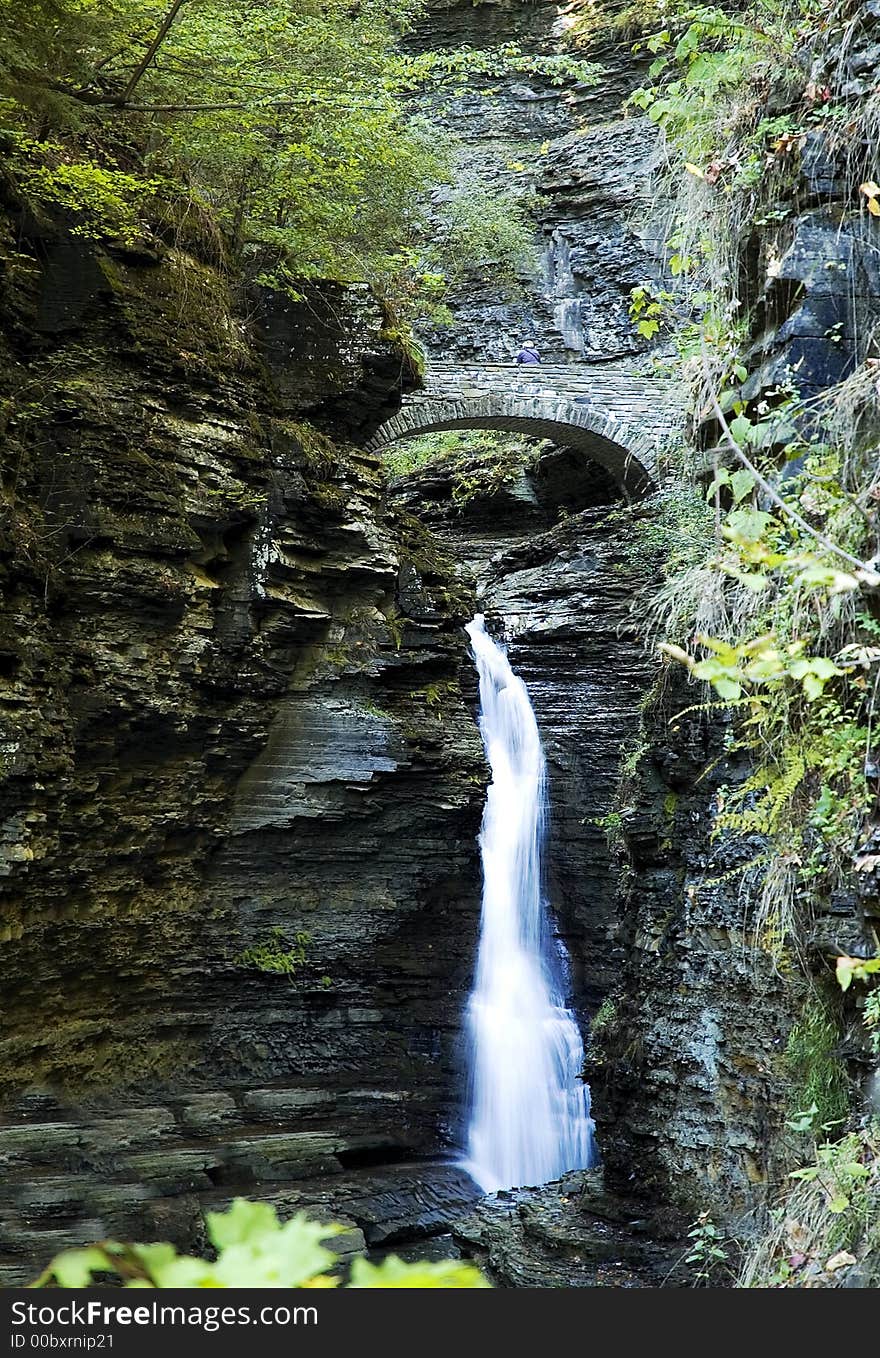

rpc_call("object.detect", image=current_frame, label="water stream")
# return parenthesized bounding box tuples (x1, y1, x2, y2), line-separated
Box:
(462, 614, 597, 1194)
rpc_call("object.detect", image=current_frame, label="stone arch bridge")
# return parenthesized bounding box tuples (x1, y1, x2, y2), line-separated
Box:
(367, 362, 686, 497)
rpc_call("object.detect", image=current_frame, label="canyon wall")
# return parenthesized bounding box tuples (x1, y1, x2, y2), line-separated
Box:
(1, 0, 878, 1287)
(396, 0, 880, 1226)
(408, 0, 663, 362)
(0, 194, 489, 1279)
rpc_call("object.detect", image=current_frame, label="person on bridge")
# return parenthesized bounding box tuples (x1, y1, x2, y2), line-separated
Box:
(515, 340, 541, 365)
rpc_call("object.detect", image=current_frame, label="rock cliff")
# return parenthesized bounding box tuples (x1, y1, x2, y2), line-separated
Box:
(2, 0, 879, 1290)
(0, 192, 487, 1280)
(408, 0, 664, 362)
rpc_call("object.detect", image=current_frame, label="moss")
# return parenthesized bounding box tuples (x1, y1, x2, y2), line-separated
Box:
(783, 992, 849, 1131)
(0, 1027, 197, 1097)
(392, 508, 477, 619)
(590, 996, 618, 1037)
(386, 430, 542, 507)
(378, 325, 426, 382)
(150, 189, 228, 270)
(568, 0, 670, 49)
(308, 484, 348, 514)
(276, 418, 354, 516)
(97, 247, 248, 374)
(286, 421, 337, 474)
(236, 927, 311, 978)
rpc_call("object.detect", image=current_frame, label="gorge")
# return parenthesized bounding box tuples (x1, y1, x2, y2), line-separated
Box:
(0, 0, 879, 1291)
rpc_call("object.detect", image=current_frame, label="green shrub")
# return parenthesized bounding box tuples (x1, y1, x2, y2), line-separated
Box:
(783, 995, 849, 1131)
(741, 1125, 880, 1287)
(383, 429, 544, 502)
(31, 1198, 490, 1289)
(236, 927, 310, 978)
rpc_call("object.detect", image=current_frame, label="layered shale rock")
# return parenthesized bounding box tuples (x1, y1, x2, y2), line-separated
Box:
(0, 199, 485, 1281)
(451, 1169, 689, 1288)
(390, 448, 649, 1021)
(409, 0, 662, 362)
(4, 0, 878, 1293)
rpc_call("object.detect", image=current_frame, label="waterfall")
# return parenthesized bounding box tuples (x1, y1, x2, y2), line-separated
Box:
(462, 614, 597, 1194)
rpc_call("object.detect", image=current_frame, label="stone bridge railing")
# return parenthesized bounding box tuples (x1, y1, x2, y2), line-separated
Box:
(367, 361, 687, 496)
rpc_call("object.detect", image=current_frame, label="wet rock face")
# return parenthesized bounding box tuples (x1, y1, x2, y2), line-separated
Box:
(737, 5, 880, 403)
(389, 454, 861, 1228)
(397, 3, 880, 1240)
(0, 208, 487, 1280)
(408, 0, 663, 362)
(536, 118, 665, 360)
(582, 682, 802, 1216)
(254, 281, 417, 436)
(391, 455, 650, 1020)
(583, 657, 877, 1220)
(451, 1169, 689, 1288)
(589, 4, 880, 1217)
(745, 207, 880, 402)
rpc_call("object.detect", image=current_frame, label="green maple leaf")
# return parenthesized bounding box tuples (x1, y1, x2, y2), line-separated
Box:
(348, 1256, 490, 1288)
(43, 1247, 115, 1288)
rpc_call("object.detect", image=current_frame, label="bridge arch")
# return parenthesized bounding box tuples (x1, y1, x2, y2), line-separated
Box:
(366, 364, 683, 499)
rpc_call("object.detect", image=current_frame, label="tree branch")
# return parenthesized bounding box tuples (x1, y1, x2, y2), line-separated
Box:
(121, 0, 190, 104)
(700, 348, 879, 580)
(123, 98, 389, 112)
(123, 100, 267, 113)
(29, 76, 389, 115)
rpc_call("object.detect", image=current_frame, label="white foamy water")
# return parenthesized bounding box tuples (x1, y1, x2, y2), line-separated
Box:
(462, 615, 597, 1194)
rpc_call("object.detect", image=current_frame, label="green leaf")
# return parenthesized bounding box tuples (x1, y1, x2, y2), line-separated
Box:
(43, 1247, 116, 1288)
(707, 467, 731, 500)
(697, 635, 742, 660)
(794, 563, 859, 594)
(836, 955, 880, 990)
(31, 1199, 488, 1289)
(810, 657, 842, 680)
(348, 1256, 491, 1288)
(827, 1195, 849, 1214)
(788, 655, 842, 699)
(724, 507, 773, 543)
(730, 468, 755, 504)
(728, 413, 754, 446)
(786, 1103, 819, 1133)
(212, 1213, 339, 1288)
(129, 1243, 180, 1275)
(802, 673, 824, 700)
(739, 571, 770, 593)
(206, 1198, 279, 1251)
(134, 1247, 218, 1288)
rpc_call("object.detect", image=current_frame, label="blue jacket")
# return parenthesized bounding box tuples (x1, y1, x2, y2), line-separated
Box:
(516, 347, 540, 364)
